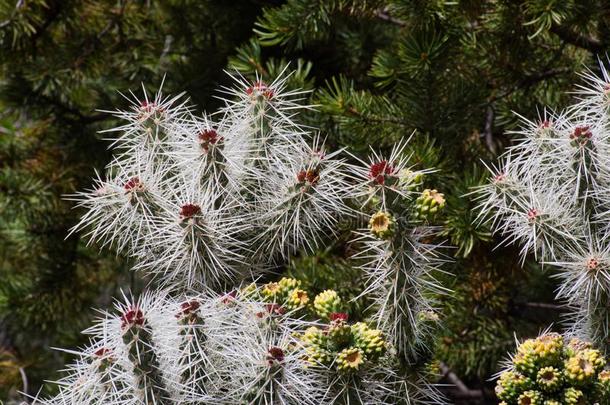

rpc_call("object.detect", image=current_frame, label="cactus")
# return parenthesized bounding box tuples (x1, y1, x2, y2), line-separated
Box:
(350, 141, 446, 361)
(478, 63, 610, 354)
(36, 71, 446, 404)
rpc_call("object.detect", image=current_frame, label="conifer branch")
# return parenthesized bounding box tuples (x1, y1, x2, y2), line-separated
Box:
(550, 24, 605, 54)
(439, 362, 483, 399)
(375, 10, 406, 27)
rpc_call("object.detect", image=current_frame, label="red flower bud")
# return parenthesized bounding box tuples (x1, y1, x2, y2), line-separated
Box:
(527, 208, 538, 222)
(124, 177, 143, 191)
(246, 81, 274, 99)
(329, 312, 349, 322)
(570, 126, 592, 143)
(180, 300, 200, 315)
(267, 346, 285, 365)
(121, 307, 144, 329)
(296, 169, 320, 185)
(369, 160, 396, 185)
(94, 347, 111, 358)
(180, 204, 202, 219)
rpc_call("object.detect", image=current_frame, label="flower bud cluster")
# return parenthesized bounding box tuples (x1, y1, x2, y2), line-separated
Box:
(496, 333, 610, 405)
(241, 277, 310, 312)
(301, 311, 387, 373)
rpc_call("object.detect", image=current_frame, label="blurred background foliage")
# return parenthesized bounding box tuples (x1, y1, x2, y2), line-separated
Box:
(1, 0, 609, 403)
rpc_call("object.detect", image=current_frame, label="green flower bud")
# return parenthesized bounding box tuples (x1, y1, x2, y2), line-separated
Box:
(496, 371, 532, 402)
(351, 322, 387, 360)
(336, 347, 365, 372)
(514, 334, 563, 377)
(313, 290, 342, 320)
(517, 390, 542, 405)
(536, 366, 562, 392)
(565, 349, 605, 384)
(563, 387, 585, 404)
(565, 338, 592, 357)
(302, 326, 326, 345)
(414, 189, 445, 220)
(278, 277, 300, 294)
(328, 323, 352, 347)
(305, 345, 333, 366)
(301, 327, 332, 366)
(285, 288, 309, 310)
(261, 281, 282, 301)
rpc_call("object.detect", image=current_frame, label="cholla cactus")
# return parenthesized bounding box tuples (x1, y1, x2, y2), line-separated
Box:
(213, 296, 327, 405)
(41, 290, 323, 405)
(351, 142, 447, 359)
(495, 333, 610, 404)
(70, 71, 353, 289)
(43, 71, 447, 404)
(42, 291, 221, 404)
(40, 286, 415, 405)
(478, 63, 610, 352)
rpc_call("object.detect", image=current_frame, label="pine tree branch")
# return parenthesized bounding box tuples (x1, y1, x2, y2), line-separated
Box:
(483, 106, 495, 154)
(34, 91, 107, 124)
(75, 1, 128, 66)
(486, 67, 571, 105)
(346, 106, 410, 126)
(439, 362, 484, 399)
(550, 24, 605, 54)
(375, 10, 406, 27)
(30, 4, 62, 46)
